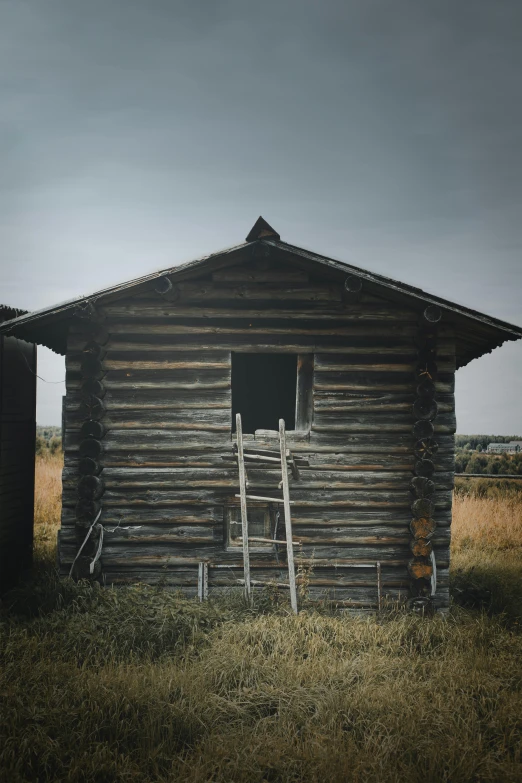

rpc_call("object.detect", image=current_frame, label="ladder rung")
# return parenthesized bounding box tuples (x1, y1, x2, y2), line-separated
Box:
(236, 446, 289, 457)
(238, 537, 301, 546)
(235, 494, 295, 504)
(223, 453, 309, 467)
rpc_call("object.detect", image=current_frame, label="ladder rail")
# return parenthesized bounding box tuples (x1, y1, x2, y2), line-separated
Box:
(235, 413, 251, 603)
(279, 418, 299, 614)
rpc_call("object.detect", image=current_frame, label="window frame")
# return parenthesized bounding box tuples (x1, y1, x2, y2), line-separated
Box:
(224, 503, 278, 552)
(230, 351, 314, 436)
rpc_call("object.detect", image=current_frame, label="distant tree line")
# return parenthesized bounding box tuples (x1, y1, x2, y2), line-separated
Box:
(454, 434, 522, 452)
(36, 426, 62, 455)
(455, 451, 522, 475)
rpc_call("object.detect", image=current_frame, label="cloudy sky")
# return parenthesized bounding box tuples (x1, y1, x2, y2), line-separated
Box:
(1, 0, 521, 433)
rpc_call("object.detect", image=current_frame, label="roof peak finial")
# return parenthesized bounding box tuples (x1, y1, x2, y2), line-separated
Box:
(245, 216, 280, 242)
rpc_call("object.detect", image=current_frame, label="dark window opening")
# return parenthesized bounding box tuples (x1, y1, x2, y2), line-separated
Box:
(232, 353, 297, 433)
(226, 505, 272, 549)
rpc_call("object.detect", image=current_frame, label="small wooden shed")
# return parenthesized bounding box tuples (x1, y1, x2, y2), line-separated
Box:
(2, 219, 521, 611)
(0, 306, 36, 594)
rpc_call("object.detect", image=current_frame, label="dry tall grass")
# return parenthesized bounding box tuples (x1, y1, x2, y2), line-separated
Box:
(453, 492, 522, 550)
(0, 458, 521, 782)
(33, 451, 63, 561)
(452, 484, 522, 621)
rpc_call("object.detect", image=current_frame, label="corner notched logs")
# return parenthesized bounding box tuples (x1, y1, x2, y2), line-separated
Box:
(72, 307, 108, 581)
(408, 305, 442, 613)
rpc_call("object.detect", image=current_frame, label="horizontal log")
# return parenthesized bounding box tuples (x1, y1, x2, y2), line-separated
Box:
(62, 523, 449, 550)
(60, 504, 451, 528)
(97, 321, 452, 336)
(70, 336, 457, 354)
(69, 339, 455, 356)
(102, 301, 425, 319)
(313, 392, 455, 414)
(311, 412, 456, 434)
(314, 377, 454, 394)
(61, 505, 223, 527)
(66, 408, 231, 431)
(65, 429, 230, 452)
(212, 268, 309, 282)
(58, 541, 451, 568)
(64, 429, 456, 456)
(61, 524, 220, 545)
(174, 282, 344, 302)
(62, 466, 455, 492)
(62, 486, 453, 510)
(66, 388, 231, 411)
(315, 361, 455, 374)
(73, 348, 231, 363)
(63, 447, 455, 472)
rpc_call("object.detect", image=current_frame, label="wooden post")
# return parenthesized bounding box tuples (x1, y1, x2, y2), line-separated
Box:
(236, 413, 251, 604)
(279, 418, 298, 614)
(376, 561, 382, 612)
(198, 562, 208, 601)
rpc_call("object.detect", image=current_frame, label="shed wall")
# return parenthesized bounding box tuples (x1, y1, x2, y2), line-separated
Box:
(0, 334, 36, 593)
(59, 262, 456, 610)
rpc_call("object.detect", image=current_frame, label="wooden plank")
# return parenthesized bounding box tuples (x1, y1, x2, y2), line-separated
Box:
(173, 281, 343, 302)
(66, 389, 231, 411)
(61, 487, 455, 510)
(64, 429, 228, 452)
(296, 354, 314, 431)
(280, 418, 298, 615)
(198, 562, 209, 601)
(58, 542, 451, 567)
(61, 466, 455, 491)
(60, 506, 223, 527)
(212, 268, 309, 283)
(66, 408, 231, 431)
(235, 413, 251, 603)
(101, 305, 423, 322)
(60, 525, 219, 545)
(313, 392, 455, 414)
(311, 412, 457, 434)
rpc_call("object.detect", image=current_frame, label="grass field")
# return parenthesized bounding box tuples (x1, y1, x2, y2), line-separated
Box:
(1, 454, 521, 783)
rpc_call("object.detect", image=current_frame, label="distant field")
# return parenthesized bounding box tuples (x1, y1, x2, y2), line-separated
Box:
(1, 455, 521, 783)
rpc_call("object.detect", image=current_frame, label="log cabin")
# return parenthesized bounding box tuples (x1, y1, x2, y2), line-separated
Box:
(2, 217, 521, 612)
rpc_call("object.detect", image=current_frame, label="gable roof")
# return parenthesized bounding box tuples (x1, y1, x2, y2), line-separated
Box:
(1, 219, 521, 368)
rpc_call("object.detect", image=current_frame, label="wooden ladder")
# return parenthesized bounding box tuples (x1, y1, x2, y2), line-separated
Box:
(234, 413, 303, 614)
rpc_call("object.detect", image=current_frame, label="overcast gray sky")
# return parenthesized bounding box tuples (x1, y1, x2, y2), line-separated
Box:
(1, 0, 521, 434)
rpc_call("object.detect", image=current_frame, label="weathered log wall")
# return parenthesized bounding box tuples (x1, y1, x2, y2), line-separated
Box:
(0, 328, 36, 594)
(59, 254, 455, 610)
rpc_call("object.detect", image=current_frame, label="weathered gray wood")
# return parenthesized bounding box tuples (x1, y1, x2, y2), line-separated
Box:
(66, 429, 229, 452)
(61, 504, 453, 529)
(174, 281, 344, 302)
(235, 413, 251, 603)
(67, 408, 231, 431)
(212, 268, 309, 283)
(62, 466, 454, 491)
(295, 354, 314, 431)
(59, 542, 450, 568)
(198, 562, 209, 600)
(61, 525, 220, 545)
(67, 388, 231, 410)
(61, 486, 455, 511)
(62, 505, 223, 526)
(314, 374, 454, 394)
(312, 412, 456, 434)
(55, 271, 459, 612)
(102, 302, 421, 320)
(279, 419, 298, 614)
